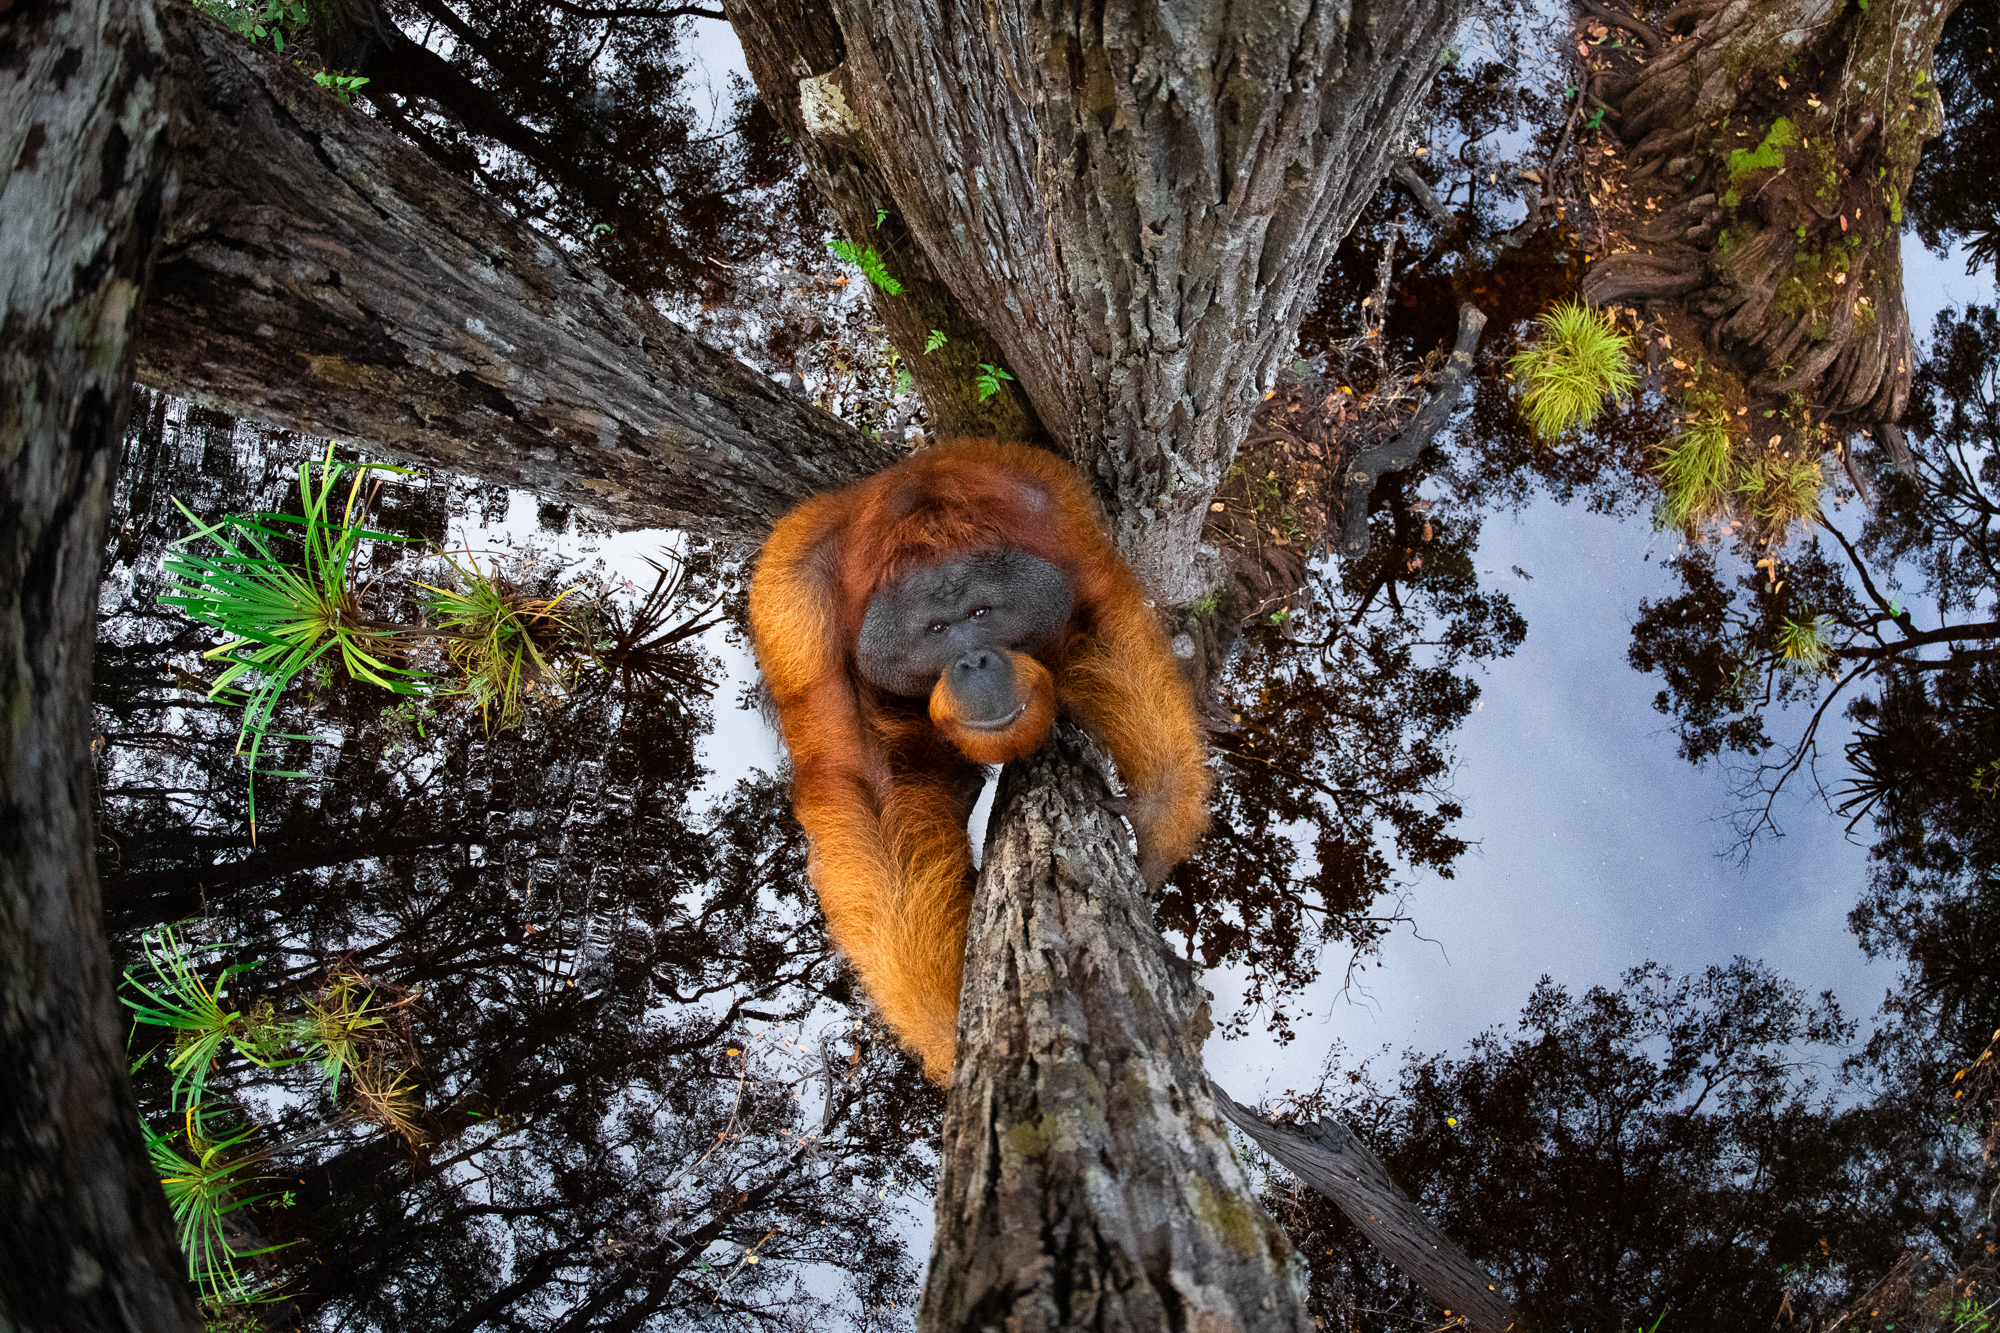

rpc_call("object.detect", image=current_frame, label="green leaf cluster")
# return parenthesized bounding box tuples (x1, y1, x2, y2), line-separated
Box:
(1655, 404, 1736, 528)
(163, 447, 421, 837)
(826, 238, 906, 295)
(976, 362, 1016, 402)
(124, 927, 424, 1313)
(1507, 300, 1639, 442)
(191, 0, 307, 51)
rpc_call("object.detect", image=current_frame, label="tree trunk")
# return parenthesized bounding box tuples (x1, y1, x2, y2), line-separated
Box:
(729, 0, 1469, 600)
(135, 3, 896, 535)
(926, 723, 1311, 1331)
(728, 0, 1470, 1318)
(1579, 0, 1961, 449)
(0, 0, 203, 1327)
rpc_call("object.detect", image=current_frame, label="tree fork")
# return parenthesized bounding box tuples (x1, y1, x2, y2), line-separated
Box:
(728, 0, 1470, 601)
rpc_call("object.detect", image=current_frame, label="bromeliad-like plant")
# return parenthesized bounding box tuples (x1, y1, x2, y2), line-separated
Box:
(122, 926, 297, 1110)
(1736, 450, 1825, 535)
(420, 552, 582, 732)
(125, 928, 428, 1312)
(1508, 300, 1640, 442)
(145, 1111, 292, 1309)
(1774, 615, 1832, 672)
(163, 446, 424, 837)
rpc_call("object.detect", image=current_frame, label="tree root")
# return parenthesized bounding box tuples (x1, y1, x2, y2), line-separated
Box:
(1578, 0, 1664, 56)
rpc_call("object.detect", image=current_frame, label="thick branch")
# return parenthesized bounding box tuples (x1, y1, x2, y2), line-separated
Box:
(1211, 1094, 1519, 1333)
(1391, 160, 1456, 228)
(137, 5, 896, 534)
(924, 724, 1309, 1331)
(1339, 303, 1488, 558)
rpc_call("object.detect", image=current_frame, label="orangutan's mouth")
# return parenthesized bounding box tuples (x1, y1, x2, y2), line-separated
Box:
(959, 702, 1028, 730)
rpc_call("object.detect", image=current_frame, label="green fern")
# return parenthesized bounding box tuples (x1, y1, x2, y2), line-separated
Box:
(826, 239, 905, 295)
(976, 363, 1015, 402)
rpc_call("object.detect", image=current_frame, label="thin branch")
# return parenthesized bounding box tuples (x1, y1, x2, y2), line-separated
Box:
(1738, 659, 1872, 846)
(543, 0, 728, 17)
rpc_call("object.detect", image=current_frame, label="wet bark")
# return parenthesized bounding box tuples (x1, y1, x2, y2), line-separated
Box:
(1579, 0, 1961, 444)
(0, 0, 204, 1327)
(135, 4, 897, 535)
(728, 0, 1470, 601)
(1212, 1094, 1519, 1333)
(926, 723, 1310, 1332)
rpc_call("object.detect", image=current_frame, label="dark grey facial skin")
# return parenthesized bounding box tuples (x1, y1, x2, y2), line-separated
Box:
(856, 551, 1074, 718)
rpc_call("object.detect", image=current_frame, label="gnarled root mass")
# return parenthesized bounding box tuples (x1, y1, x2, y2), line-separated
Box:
(1573, 0, 1960, 534)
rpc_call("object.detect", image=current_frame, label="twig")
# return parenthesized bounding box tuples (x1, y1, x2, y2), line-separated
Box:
(1389, 161, 1454, 228)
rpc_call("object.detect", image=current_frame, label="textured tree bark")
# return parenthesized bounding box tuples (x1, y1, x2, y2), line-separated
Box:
(134, 4, 897, 535)
(924, 724, 1310, 1332)
(729, 0, 1469, 601)
(1212, 1094, 1519, 1333)
(0, 0, 203, 1327)
(1579, 0, 1961, 443)
(721, 0, 1053, 446)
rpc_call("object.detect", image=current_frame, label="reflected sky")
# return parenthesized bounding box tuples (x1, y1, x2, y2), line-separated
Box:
(1209, 236, 1999, 1097)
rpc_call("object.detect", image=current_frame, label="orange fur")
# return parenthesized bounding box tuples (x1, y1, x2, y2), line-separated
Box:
(747, 439, 1213, 1081)
(929, 652, 1057, 765)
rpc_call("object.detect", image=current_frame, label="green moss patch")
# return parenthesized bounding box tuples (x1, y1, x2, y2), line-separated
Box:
(1721, 117, 1798, 208)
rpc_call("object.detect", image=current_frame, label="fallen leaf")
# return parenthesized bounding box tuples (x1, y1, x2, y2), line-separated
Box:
(1777, 75, 1790, 88)
(1839, 213, 1848, 230)
(1834, 271, 1847, 284)
(1770, 434, 1783, 446)
(1210, 502, 1226, 511)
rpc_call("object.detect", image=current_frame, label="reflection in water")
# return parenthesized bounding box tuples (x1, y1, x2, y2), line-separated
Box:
(96, 396, 938, 1328)
(1206, 6, 2000, 1323)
